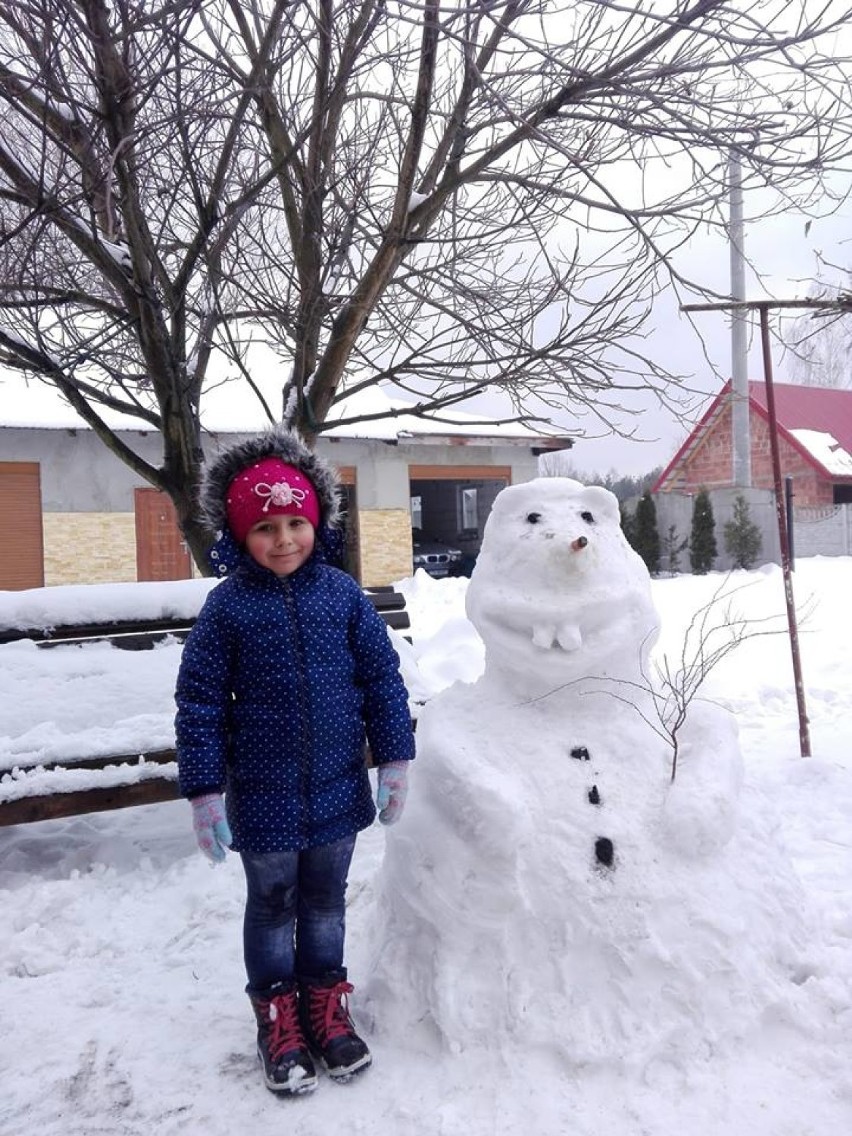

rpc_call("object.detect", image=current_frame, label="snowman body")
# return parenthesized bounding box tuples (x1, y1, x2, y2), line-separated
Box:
(365, 479, 811, 1068)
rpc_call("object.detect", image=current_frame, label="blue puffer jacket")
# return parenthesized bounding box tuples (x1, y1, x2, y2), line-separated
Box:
(175, 553, 415, 853)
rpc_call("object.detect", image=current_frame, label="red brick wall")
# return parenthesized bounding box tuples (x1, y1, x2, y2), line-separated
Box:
(666, 405, 832, 507)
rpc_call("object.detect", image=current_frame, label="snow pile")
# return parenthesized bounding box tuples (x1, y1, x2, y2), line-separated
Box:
(0, 577, 218, 632)
(0, 549, 851, 1134)
(0, 638, 181, 775)
(393, 569, 483, 701)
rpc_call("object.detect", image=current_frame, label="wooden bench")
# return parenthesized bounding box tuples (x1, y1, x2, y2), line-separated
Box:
(0, 587, 410, 827)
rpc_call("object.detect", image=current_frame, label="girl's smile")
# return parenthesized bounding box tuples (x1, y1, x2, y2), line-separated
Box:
(245, 514, 316, 576)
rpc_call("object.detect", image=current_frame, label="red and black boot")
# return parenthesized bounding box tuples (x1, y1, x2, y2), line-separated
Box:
(249, 981, 318, 1095)
(299, 970, 372, 1080)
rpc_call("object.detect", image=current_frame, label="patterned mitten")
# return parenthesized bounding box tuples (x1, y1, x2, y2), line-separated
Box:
(376, 761, 409, 826)
(190, 793, 232, 863)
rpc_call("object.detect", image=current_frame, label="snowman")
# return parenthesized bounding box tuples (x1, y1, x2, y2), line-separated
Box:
(365, 477, 813, 1070)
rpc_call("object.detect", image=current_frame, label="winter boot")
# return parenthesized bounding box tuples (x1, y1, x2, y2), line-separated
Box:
(248, 981, 318, 1095)
(299, 970, 372, 1080)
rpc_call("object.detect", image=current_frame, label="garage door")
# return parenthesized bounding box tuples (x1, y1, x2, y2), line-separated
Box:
(409, 464, 511, 575)
(0, 462, 44, 590)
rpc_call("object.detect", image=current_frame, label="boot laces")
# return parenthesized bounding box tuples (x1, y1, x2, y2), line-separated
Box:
(265, 991, 304, 1061)
(310, 980, 356, 1043)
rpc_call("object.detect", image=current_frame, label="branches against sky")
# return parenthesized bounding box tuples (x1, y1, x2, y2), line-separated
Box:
(0, 0, 850, 556)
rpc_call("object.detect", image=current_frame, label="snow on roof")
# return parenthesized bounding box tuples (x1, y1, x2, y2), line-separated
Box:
(789, 429, 852, 476)
(747, 381, 852, 454)
(1, 368, 571, 448)
(2, 372, 146, 430)
(320, 385, 570, 446)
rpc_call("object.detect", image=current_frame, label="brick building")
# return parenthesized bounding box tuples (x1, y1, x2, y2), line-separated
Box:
(653, 380, 852, 507)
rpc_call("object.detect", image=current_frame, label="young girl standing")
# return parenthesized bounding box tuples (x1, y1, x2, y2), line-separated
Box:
(175, 429, 414, 1096)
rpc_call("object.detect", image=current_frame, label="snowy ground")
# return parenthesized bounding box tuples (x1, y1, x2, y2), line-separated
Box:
(1, 559, 851, 1135)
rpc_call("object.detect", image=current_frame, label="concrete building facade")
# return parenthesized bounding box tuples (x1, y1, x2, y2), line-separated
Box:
(0, 423, 571, 590)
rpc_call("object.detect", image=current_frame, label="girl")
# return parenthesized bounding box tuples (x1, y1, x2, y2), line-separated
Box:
(175, 429, 414, 1095)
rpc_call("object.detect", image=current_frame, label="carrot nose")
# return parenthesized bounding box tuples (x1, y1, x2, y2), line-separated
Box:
(571, 536, 588, 552)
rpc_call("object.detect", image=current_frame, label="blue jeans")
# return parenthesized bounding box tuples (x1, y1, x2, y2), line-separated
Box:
(240, 834, 356, 993)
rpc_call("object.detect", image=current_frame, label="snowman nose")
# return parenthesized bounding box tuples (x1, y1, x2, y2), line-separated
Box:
(571, 536, 588, 552)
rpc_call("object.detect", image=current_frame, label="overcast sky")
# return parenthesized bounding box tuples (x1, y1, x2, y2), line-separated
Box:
(557, 191, 852, 477)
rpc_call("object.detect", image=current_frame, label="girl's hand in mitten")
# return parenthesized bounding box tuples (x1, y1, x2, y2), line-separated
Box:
(190, 793, 232, 863)
(376, 761, 409, 826)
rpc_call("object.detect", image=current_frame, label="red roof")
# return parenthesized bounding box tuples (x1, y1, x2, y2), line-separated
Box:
(746, 381, 852, 452)
(653, 380, 852, 491)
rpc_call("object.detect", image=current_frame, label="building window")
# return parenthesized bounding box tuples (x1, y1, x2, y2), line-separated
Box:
(459, 486, 478, 533)
(410, 494, 423, 530)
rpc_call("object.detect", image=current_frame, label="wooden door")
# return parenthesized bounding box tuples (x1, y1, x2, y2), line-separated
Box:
(0, 462, 44, 590)
(134, 488, 192, 581)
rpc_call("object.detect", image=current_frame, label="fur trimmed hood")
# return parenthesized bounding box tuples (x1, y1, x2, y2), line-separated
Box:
(200, 429, 340, 535)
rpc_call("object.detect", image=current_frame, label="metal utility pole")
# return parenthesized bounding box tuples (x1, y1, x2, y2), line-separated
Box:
(728, 155, 751, 487)
(757, 305, 809, 757)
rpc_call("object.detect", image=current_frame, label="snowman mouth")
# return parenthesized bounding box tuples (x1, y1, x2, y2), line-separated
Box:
(531, 622, 581, 652)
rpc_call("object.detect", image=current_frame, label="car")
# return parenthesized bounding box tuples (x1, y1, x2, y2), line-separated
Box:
(412, 531, 463, 578)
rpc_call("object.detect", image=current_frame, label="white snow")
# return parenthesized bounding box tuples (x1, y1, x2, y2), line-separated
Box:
(789, 427, 852, 477)
(98, 237, 133, 271)
(0, 578, 219, 633)
(1, 554, 851, 1135)
(1, 364, 564, 443)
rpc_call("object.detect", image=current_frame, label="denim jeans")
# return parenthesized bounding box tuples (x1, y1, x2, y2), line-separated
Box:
(240, 834, 356, 993)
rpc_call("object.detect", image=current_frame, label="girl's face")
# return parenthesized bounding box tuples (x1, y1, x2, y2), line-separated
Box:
(245, 514, 316, 576)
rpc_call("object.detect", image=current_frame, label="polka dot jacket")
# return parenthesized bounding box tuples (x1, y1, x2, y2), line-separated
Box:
(175, 553, 415, 853)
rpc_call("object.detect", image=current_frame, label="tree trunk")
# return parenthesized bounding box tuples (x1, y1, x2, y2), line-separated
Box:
(181, 513, 216, 577)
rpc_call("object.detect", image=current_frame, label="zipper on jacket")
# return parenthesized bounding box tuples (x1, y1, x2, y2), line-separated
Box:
(281, 578, 313, 839)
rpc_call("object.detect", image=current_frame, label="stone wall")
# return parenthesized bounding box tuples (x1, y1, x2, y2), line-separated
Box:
(43, 512, 137, 586)
(41, 508, 414, 587)
(357, 509, 412, 586)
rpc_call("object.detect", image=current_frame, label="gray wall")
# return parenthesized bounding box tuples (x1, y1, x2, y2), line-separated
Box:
(653, 488, 782, 573)
(654, 490, 852, 570)
(792, 503, 852, 558)
(1, 427, 164, 511)
(0, 426, 544, 514)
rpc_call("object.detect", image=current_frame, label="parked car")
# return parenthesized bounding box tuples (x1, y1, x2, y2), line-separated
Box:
(412, 531, 463, 578)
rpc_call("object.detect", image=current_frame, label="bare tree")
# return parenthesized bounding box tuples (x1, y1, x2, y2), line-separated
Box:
(782, 274, 852, 388)
(218, 0, 852, 440)
(0, 0, 281, 564)
(1, 1, 851, 568)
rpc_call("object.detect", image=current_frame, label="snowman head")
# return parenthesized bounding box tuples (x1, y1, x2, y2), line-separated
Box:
(466, 477, 659, 692)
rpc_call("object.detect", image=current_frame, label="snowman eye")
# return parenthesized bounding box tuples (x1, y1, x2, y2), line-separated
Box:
(581, 511, 595, 523)
(526, 512, 541, 524)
